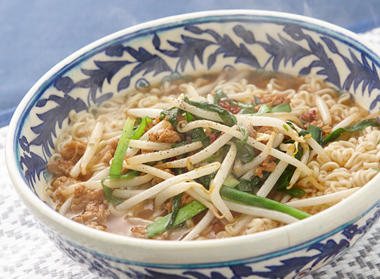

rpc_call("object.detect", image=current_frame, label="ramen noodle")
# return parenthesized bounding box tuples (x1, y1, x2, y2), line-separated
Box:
(45, 70, 380, 240)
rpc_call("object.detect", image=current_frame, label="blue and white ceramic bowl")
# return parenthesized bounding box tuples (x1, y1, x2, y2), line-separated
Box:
(6, 10, 380, 279)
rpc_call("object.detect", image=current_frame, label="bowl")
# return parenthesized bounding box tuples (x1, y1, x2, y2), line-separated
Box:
(6, 10, 380, 279)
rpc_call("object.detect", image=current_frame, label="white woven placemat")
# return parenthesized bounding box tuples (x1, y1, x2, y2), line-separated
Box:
(3, 28, 380, 279)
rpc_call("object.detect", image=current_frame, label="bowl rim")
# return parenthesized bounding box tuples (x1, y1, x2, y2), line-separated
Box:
(5, 9, 380, 261)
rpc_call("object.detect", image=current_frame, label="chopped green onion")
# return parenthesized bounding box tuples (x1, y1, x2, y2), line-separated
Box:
(307, 125, 322, 145)
(183, 97, 237, 127)
(165, 193, 182, 230)
(223, 175, 240, 188)
(185, 111, 194, 122)
(101, 170, 142, 204)
(271, 103, 291, 113)
(235, 143, 255, 163)
(213, 89, 229, 104)
(255, 103, 272, 116)
(250, 172, 271, 189)
(235, 179, 253, 192)
(298, 125, 322, 145)
(159, 107, 184, 132)
(102, 118, 135, 204)
(322, 118, 380, 146)
(196, 171, 217, 189)
(104, 170, 142, 184)
(131, 116, 152, 140)
(253, 96, 261, 106)
(274, 145, 305, 198)
(280, 186, 306, 198)
(220, 186, 311, 220)
(235, 125, 249, 150)
(214, 89, 255, 111)
(190, 127, 206, 139)
(109, 118, 135, 178)
(275, 167, 296, 191)
(101, 180, 124, 205)
(146, 200, 207, 238)
(239, 102, 291, 115)
(238, 107, 255, 114)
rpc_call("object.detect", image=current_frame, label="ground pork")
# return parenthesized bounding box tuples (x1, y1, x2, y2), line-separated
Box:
(47, 158, 74, 177)
(304, 120, 332, 136)
(72, 202, 110, 224)
(51, 176, 78, 204)
(101, 137, 119, 163)
(246, 125, 257, 139)
(253, 126, 275, 145)
(47, 140, 87, 178)
(256, 126, 275, 135)
(85, 221, 107, 231)
(70, 186, 110, 232)
(299, 111, 332, 136)
(131, 226, 147, 239)
(144, 117, 160, 133)
(61, 140, 87, 163)
(254, 156, 277, 178)
(255, 93, 290, 111)
(299, 110, 317, 123)
(70, 185, 106, 212)
(163, 192, 194, 213)
(148, 125, 182, 144)
(247, 125, 274, 139)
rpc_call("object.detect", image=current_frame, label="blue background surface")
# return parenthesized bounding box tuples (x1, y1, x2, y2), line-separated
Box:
(2, 0, 380, 127)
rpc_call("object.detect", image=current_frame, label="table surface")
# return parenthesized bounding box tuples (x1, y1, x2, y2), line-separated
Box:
(3, 2, 380, 279)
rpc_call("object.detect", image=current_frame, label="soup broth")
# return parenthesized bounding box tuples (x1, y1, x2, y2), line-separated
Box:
(45, 69, 380, 240)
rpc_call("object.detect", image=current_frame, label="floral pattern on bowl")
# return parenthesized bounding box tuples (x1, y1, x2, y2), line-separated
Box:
(36, 202, 380, 279)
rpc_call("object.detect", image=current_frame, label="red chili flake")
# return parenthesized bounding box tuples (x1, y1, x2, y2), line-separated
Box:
(210, 133, 219, 143)
(229, 106, 240, 114)
(218, 102, 240, 114)
(300, 110, 316, 122)
(218, 102, 231, 110)
(219, 98, 239, 106)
